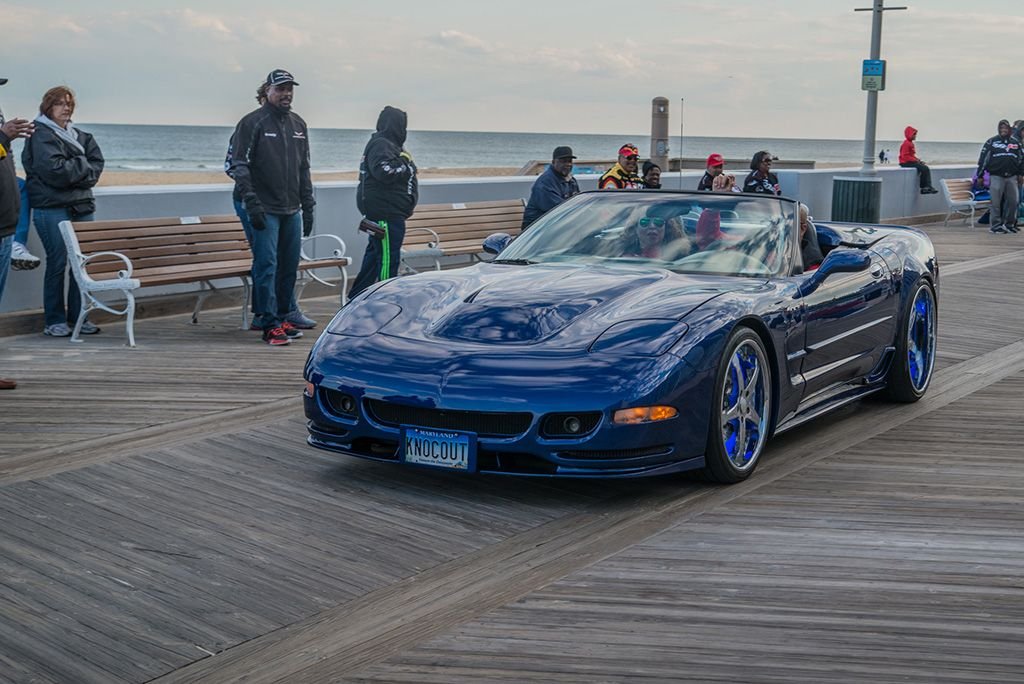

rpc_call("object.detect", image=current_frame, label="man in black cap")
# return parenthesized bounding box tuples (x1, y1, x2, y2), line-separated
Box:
(522, 145, 580, 229)
(0, 76, 35, 388)
(228, 69, 316, 346)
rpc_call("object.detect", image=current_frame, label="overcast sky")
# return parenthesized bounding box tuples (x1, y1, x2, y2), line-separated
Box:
(0, 0, 1018, 141)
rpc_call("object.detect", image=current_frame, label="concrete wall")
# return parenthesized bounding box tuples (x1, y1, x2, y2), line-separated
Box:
(1, 165, 973, 315)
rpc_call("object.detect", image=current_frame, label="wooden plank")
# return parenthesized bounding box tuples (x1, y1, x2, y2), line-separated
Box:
(72, 215, 238, 232)
(75, 222, 244, 242)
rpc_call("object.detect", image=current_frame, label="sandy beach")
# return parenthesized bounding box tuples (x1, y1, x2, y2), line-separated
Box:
(97, 167, 522, 186)
(96, 160, 975, 187)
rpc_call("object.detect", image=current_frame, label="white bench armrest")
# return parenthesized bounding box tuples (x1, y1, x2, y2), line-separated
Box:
(82, 250, 134, 280)
(405, 226, 441, 249)
(301, 233, 347, 261)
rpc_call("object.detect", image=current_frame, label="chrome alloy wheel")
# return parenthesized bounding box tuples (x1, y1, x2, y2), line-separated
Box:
(907, 284, 937, 392)
(720, 339, 771, 471)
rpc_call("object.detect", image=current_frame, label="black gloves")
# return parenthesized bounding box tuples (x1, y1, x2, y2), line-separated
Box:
(245, 198, 266, 231)
(302, 211, 314, 237)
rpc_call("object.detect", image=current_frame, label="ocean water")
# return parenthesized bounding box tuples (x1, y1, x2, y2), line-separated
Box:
(25, 123, 983, 173)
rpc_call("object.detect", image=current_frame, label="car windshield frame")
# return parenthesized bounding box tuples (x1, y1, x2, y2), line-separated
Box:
(502, 190, 799, 278)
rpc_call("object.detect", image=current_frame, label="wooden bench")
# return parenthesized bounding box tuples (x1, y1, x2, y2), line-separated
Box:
(401, 199, 525, 272)
(940, 178, 990, 228)
(58, 214, 350, 346)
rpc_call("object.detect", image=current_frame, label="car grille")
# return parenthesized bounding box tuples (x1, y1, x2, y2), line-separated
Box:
(556, 445, 673, 460)
(365, 400, 532, 437)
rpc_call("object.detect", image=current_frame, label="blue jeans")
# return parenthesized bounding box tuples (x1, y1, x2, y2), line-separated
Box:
(250, 212, 301, 330)
(233, 198, 255, 246)
(34, 206, 92, 327)
(14, 178, 30, 244)
(0, 235, 11, 299)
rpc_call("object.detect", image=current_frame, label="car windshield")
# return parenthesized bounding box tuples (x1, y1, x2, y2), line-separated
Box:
(500, 192, 795, 277)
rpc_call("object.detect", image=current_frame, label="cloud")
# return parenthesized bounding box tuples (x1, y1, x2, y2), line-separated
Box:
(178, 8, 236, 40)
(431, 30, 493, 54)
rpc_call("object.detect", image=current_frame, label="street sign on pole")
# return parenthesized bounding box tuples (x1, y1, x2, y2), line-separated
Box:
(862, 59, 886, 91)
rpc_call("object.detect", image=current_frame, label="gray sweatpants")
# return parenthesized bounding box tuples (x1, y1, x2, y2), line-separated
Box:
(990, 174, 1020, 228)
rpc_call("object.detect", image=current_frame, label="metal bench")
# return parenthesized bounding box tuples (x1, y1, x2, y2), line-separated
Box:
(940, 178, 989, 228)
(59, 214, 350, 346)
(400, 199, 526, 272)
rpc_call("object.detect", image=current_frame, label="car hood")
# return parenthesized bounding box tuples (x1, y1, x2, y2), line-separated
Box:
(342, 262, 757, 350)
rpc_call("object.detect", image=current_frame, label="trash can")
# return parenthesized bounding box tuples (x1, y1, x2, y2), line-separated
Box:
(831, 176, 882, 223)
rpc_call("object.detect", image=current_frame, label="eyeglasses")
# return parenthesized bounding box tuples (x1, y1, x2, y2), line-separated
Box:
(625, 155, 639, 161)
(638, 217, 665, 228)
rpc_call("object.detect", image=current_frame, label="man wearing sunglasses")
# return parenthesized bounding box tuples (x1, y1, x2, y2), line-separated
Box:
(599, 143, 643, 190)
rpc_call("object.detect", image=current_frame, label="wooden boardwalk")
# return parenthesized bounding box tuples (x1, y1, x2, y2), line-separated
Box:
(1, 221, 1023, 683)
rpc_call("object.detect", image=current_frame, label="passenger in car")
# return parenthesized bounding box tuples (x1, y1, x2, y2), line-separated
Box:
(620, 211, 691, 260)
(798, 203, 824, 271)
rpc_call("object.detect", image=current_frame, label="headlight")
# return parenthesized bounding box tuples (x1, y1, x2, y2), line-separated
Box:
(613, 406, 678, 425)
(589, 320, 688, 356)
(327, 301, 402, 336)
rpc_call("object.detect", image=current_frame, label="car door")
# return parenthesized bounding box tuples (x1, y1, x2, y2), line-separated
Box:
(797, 247, 898, 397)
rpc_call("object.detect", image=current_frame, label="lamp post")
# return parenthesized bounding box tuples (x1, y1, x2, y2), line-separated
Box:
(856, 0, 907, 176)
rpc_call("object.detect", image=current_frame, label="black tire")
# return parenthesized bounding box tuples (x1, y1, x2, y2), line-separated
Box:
(702, 327, 773, 484)
(884, 279, 937, 403)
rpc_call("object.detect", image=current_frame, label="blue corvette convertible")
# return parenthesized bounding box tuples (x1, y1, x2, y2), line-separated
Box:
(304, 191, 937, 483)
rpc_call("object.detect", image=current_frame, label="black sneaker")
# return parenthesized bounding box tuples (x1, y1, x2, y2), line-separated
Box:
(1007, 224, 1020, 233)
(990, 224, 1007, 234)
(262, 327, 291, 346)
(280, 321, 304, 339)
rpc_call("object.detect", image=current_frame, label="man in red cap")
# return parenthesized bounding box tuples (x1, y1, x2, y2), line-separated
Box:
(698, 153, 731, 191)
(598, 143, 643, 190)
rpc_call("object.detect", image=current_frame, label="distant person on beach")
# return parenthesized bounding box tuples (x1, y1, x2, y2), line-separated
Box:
(349, 105, 419, 299)
(879, 150, 885, 165)
(899, 127, 937, 195)
(598, 144, 643, 190)
(976, 119, 1023, 234)
(22, 85, 104, 338)
(698, 153, 736, 192)
(522, 145, 579, 229)
(227, 69, 316, 346)
(1, 75, 35, 389)
(742, 151, 781, 195)
(642, 161, 662, 189)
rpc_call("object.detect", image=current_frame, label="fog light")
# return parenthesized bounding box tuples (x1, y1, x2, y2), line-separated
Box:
(613, 406, 678, 425)
(340, 395, 356, 413)
(563, 416, 582, 434)
(304, 381, 315, 397)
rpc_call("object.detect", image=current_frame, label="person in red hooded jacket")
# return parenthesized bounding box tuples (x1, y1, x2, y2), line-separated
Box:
(899, 126, 937, 194)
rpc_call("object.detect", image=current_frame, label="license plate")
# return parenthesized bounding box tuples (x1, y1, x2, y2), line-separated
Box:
(402, 426, 476, 471)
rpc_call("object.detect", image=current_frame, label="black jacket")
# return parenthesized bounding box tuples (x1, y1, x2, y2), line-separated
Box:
(742, 170, 780, 195)
(357, 106, 418, 220)
(523, 165, 579, 228)
(228, 102, 314, 215)
(21, 123, 104, 210)
(977, 126, 1023, 178)
(0, 130, 19, 237)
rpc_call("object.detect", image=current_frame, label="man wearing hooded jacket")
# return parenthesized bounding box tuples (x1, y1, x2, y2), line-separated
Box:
(898, 126, 937, 194)
(349, 106, 418, 298)
(976, 119, 1023, 234)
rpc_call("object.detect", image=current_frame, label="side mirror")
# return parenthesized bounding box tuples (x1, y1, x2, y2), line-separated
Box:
(797, 250, 871, 298)
(482, 232, 512, 255)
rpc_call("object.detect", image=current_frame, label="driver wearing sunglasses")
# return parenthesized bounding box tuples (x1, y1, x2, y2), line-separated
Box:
(620, 211, 691, 260)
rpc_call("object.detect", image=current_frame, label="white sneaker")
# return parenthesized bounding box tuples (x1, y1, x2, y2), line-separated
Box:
(44, 323, 72, 337)
(10, 241, 41, 271)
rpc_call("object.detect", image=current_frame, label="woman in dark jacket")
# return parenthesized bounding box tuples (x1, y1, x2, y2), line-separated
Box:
(742, 150, 781, 195)
(22, 86, 104, 336)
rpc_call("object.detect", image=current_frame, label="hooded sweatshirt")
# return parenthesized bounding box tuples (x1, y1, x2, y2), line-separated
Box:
(356, 106, 418, 219)
(899, 126, 919, 165)
(977, 119, 1023, 178)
